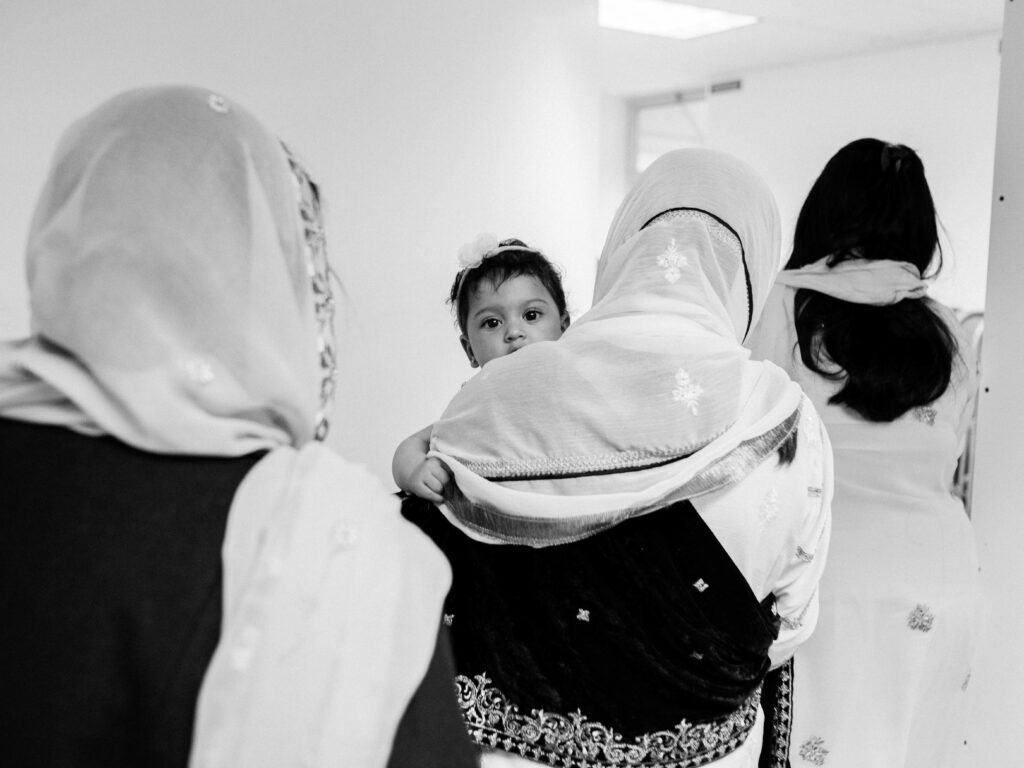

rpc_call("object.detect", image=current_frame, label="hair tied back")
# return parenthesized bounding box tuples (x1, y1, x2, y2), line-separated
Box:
(881, 143, 912, 173)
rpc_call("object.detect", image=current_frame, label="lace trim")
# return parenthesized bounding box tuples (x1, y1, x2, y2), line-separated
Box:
(648, 209, 742, 258)
(456, 673, 761, 768)
(461, 443, 710, 480)
(443, 406, 801, 547)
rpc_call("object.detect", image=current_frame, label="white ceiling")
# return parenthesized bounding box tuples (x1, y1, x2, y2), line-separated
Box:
(597, 0, 1006, 95)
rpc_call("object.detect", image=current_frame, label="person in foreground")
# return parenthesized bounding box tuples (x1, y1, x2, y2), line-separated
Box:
(746, 138, 979, 768)
(0, 86, 475, 768)
(404, 148, 834, 768)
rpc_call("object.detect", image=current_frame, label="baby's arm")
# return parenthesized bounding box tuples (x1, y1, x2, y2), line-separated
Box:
(392, 424, 452, 503)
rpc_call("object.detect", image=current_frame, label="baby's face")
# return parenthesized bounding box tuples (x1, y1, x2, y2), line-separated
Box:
(461, 274, 567, 367)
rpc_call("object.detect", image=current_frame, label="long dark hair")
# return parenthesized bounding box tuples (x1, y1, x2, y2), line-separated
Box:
(788, 138, 957, 422)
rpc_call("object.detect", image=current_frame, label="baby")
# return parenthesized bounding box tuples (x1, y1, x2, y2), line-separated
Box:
(392, 234, 570, 501)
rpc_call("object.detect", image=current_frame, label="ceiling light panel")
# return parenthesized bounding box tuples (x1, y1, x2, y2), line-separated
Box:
(599, 0, 759, 41)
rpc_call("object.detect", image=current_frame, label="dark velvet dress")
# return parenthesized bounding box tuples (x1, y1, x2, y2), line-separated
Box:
(1, 418, 476, 768)
(404, 495, 792, 768)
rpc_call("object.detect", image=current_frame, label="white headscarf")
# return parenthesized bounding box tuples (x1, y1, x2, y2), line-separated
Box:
(0, 86, 323, 452)
(0, 87, 449, 768)
(430, 149, 803, 545)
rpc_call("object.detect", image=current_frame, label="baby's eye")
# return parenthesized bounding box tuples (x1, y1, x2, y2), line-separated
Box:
(524, 309, 543, 322)
(481, 318, 501, 329)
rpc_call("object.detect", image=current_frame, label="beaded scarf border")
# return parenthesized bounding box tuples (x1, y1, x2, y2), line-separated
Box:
(456, 672, 761, 768)
(281, 144, 337, 441)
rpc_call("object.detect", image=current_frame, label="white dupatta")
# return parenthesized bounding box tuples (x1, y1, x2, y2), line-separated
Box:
(429, 149, 803, 545)
(0, 86, 449, 767)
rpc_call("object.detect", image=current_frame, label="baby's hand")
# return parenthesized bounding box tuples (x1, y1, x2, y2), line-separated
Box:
(408, 457, 452, 503)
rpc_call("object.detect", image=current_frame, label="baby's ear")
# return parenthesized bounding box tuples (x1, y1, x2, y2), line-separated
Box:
(560, 312, 571, 332)
(459, 335, 479, 368)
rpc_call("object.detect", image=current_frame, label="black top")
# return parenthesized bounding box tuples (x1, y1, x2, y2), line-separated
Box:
(404, 496, 780, 739)
(1, 418, 476, 768)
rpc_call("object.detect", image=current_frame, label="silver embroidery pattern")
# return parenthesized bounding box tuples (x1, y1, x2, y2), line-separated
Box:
(759, 488, 779, 526)
(692, 578, 710, 593)
(455, 673, 761, 767)
(781, 588, 816, 631)
(443, 613, 454, 627)
(795, 546, 814, 563)
(647, 209, 742, 256)
(961, 671, 971, 691)
(284, 146, 337, 441)
(450, 407, 803, 546)
(576, 609, 591, 622)
(462, 445, 707, 479)
(767, 660, 794, 768)
(657, 238, 689, 284)
(673, 368, 704, 415)
(907, 604, 935, 632)
(798, 736, 828, 765)
(912, 406, 937, 426)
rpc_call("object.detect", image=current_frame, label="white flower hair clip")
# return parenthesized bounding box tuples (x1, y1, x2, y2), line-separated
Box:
(457, 232, 500, 271)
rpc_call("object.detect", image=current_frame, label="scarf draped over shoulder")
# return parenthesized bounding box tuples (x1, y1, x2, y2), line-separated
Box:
(430, 149, 803, 546)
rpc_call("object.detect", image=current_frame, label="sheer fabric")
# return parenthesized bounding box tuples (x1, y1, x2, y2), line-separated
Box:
(429, 150, 808, 546)
(0, 86, 451, 768)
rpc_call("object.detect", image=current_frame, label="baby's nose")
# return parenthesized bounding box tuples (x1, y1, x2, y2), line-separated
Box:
(504, 322, 525, 341)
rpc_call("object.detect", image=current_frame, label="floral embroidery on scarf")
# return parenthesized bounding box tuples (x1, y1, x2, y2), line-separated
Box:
(912, 406, 937, 426)
(185, 358, 216, 385)
(799, 736, 829, 765)
(795, 546, 814, 563)
(657, 238, 689, 283)
(206, 93, 230, 113)
(576, 608, 591, 622)
(907, 604, 935, 632)
(759, 487, 779, 526)
(673, 368, 704, 415)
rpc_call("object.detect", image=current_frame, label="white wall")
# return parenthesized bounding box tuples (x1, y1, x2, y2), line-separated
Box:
(964, 0, 1024, 759)
(0, 0, 602, 483)
(707, 35, 1001, 312)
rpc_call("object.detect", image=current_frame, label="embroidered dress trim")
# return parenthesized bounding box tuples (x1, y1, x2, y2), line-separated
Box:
(461, 442, 718, 480)
(456, 673, 761, 768)
(764, 659, 793, 768)
(446, 405, 801, 547)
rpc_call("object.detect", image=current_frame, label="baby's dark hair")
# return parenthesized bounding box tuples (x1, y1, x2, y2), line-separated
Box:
(447, 238, 568, 335)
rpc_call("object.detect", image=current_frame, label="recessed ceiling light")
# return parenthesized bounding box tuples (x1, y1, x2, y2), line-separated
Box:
(599, 0, 759, 41)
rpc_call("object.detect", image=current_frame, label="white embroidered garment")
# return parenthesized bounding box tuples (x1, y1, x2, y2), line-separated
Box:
(429, 149, 808, 542)
(748, 285, 979, 767)
(429, 149, 833, 688)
